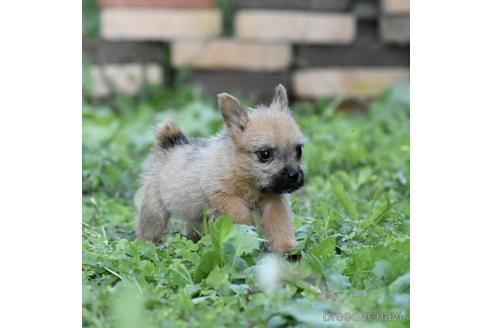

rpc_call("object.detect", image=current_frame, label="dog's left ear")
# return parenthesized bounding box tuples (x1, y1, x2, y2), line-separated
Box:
(272, 84, 289, 111)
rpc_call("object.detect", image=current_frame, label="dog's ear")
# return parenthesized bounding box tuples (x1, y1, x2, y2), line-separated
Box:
(217, 93, 249, 136)
(271, 84, 289, 111)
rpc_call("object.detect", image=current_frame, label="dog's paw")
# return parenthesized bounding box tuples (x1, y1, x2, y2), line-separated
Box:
(286, 251, 304, 262)
(271, 239, 298, 254)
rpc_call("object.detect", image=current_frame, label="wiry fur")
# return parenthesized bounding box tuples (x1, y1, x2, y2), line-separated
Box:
(136, 85, 306, 253)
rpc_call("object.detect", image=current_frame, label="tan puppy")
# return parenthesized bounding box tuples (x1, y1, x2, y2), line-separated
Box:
(136, 85, 306, 253)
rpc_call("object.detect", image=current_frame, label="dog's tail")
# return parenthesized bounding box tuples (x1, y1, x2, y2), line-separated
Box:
(155, 120, 189, 149)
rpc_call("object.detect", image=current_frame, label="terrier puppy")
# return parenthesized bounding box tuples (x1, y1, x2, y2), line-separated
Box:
(136, 85, 305, 253)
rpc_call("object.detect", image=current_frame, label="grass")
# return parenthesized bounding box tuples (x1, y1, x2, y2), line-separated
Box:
(83, 83, 410, 327)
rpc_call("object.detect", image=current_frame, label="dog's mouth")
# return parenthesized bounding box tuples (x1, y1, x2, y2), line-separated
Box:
(261, 172, 305, 194)
(261, 182, 303, 194)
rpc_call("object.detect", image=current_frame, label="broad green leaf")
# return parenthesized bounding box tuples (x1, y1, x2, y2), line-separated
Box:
(303, 254, 324, 277)
(228, 224, 261, 256)
(205, 267, 229, 290)
(193, 251, 220, 281)
(229, 284, 250, 295)
(310, 236, 336, 260)
(329, 178, 358, 219)
(390, 272, 410, 293)
(272, 299, 337, 327)
(211, 216, 233, 251)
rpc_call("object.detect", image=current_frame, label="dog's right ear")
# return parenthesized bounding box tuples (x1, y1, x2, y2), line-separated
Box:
(272, 84, 288, 109)
(217, 93, 249, 136)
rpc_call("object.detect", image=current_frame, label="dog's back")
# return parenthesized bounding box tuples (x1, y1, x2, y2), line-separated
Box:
(137, 121, 224, 241)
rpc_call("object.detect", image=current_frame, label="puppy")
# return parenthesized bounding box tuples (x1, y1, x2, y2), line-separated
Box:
(136, 84, 305, 253)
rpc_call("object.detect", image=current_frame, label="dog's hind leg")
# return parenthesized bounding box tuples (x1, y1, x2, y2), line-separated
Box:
(183, 216, 203, 242)
(136, 199, 170, 243)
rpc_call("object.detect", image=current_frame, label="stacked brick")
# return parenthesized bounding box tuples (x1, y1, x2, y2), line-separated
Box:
(292, 0, 409, 98)
(380, 0, 410, 44)
(84, 39, 164, 96)
(83, 0, 409, 100)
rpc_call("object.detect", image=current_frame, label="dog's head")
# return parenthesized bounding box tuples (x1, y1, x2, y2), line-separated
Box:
(218, 85, 306, 194)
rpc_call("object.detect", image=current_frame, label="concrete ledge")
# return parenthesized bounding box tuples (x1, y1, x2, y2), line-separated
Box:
(172, 40, 291, 71)
(101, 9, 222, 40)
(381, 0, 410, 14)
(293, 68, 409, 98)
(90, 63, 163, 97)
(98, 0, 217, 7)
(235, 10, 355, 44)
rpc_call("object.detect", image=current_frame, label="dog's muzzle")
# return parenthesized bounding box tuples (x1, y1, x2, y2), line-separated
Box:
(262, 167, 304, 194)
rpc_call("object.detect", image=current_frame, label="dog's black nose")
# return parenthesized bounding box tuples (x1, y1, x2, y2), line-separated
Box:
(287, 170, 300, 183)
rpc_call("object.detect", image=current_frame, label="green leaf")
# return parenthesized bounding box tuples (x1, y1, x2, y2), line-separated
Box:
(211, 215, 233, 252)
(194, 251, 220, 281)
(271, 299, 336, 327)
(169, 263, 193, 285)
(389, 272, 410, 293)
(229, 284, 250, 295)
(303, 254, 324, 277)
(228, 224, 261, 256)
(205, 267, 229, 290)
(372, 260, 391, 281)
(112, 283, 144, 328)
(327, 273, 351, 290)
(310, 236, 336, 260)
(367, 195, 393, 225)
(329, 178, 358, 219)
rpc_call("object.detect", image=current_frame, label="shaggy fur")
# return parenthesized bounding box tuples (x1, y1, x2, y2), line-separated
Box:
(136, 85, 306, 253)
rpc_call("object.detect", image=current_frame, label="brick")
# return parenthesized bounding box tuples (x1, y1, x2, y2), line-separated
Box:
(171, 40, 291, 71)
(380, 16, 410, 44)
(235, 10, 355, 44)
(233, 0, 351, 11)
(83, 38, 164, 64)
(90, 63, 163, 97)
(184, 71, 290, 102)
(296, 21, 409, 67)
(99, 0, 216, 7)
(101, 9, 221, 40)
(293, 68, 409, 98)
(382, 0, 410, 14)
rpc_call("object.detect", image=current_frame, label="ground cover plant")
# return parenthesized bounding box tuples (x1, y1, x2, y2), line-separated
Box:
(83, 83, 410, 327)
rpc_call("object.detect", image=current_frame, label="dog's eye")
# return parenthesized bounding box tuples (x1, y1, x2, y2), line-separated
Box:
(296, 144, 303, 160)
(257, 148, 273, 162)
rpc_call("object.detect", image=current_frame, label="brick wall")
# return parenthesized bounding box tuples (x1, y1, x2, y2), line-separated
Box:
(83, 0, 409, 100)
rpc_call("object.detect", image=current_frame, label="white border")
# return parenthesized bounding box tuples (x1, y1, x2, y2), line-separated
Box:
(1, 1, 492, 326)
(412, 1, 492, 326)
(0, 1, 81, 327)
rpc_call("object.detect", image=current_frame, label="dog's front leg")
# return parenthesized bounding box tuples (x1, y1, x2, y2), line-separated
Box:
(207, 192, 255, 225)
(258, 194, 297, 253)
